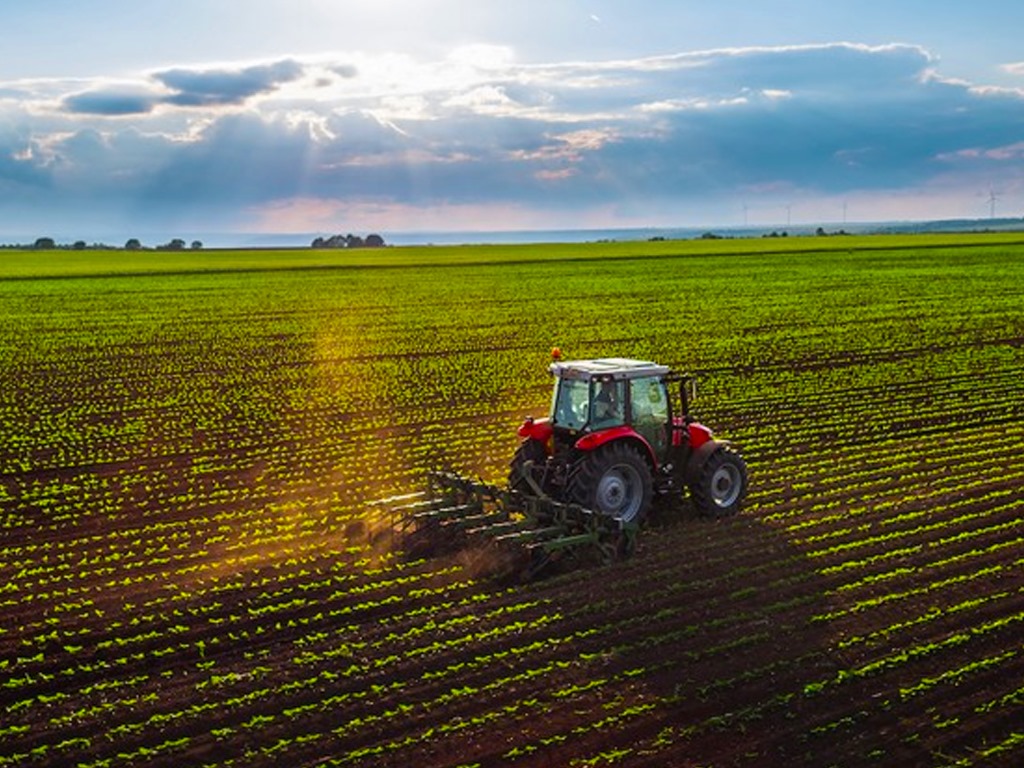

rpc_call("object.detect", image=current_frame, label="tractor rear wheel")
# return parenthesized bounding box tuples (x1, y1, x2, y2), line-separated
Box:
(569, 442, 652, 523)
(509, 439, 547, 493)
(690, 446, 747, 518)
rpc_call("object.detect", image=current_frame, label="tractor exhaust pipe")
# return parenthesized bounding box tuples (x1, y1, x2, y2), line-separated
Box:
(678, 375, 697, 419)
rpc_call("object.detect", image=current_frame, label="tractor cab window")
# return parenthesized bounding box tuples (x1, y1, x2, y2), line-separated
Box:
(630, 376, 670, 456)
(552, 377, 590, 430)
(590, 378, 626, 429)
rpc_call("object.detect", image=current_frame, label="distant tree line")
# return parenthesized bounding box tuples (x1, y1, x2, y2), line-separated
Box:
(148, 239, 204, 251)
(0, 237, 203, 250)
(311, 233, 386, 249)
(2, 234, 387, 250)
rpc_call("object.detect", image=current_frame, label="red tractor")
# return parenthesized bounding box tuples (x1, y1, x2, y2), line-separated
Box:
(510, 354, 747, 521)
(383, 352, 748, 579)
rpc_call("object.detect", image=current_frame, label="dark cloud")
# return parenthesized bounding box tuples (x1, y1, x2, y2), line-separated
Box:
(331, 64, 359, 79)
(0, 151, 50, 191)
(139, 113, 315, 205)
(59, 59, 307, 116)
(54, 128, 170, 186)
(154, 59, 305, 107)
(418, 43, 1022, 203)
(0, 123, 51, 195)
(63, 89, 158, 115)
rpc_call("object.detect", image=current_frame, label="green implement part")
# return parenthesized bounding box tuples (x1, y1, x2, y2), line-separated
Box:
(378, 470, 639, 580)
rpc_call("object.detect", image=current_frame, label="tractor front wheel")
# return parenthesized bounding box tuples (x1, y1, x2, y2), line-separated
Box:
(690, 446, 748, 518)
(569, 442, 652, 524)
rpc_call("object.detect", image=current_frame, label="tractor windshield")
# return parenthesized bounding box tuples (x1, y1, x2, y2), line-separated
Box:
(551, 377, 590, 430)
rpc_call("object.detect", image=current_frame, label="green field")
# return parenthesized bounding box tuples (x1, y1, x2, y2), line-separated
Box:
(4, 231, 1024, 277)
(2, 233, 1023, 767)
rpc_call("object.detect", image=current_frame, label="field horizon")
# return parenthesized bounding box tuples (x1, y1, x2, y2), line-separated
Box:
(5, 230, 1024, 280)
(3, 212, 1023, 252)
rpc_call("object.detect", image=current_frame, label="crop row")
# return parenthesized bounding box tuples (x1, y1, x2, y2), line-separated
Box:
(3, 240, 1024, 766)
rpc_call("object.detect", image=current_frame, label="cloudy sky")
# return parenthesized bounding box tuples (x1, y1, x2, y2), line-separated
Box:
(2, 0, 1024, 241)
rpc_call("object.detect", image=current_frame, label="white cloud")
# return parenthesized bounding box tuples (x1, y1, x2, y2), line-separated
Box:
(442, 85, 519, 114)
(1, 41, 1023, 235)
(446, 44, 516, 70)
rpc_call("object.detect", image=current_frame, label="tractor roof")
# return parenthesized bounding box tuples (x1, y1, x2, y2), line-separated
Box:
(549, 357, 671, 381)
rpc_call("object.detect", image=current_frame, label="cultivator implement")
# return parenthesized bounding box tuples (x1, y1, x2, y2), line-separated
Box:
(377, 471, 639, 580)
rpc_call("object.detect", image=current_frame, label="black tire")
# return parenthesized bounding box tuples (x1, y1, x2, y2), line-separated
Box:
(509, 439, 547, 493)
(690, 446, 747, 518)
(568, 441, 653, 523)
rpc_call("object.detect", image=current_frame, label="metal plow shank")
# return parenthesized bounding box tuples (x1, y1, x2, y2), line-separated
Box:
(377, 471, 638, 581)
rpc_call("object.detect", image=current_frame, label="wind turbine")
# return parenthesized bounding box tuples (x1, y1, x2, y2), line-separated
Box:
(988, 188, 1000, 219)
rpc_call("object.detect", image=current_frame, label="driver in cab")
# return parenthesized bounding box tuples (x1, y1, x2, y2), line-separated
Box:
(592, 379, 624, 428)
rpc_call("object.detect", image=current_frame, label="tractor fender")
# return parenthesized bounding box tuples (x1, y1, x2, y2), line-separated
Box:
(518, 417, 553, 443)
(574, 426, 658, 469)
(687, 421, 714, 450)
(685, 439, 730, 485)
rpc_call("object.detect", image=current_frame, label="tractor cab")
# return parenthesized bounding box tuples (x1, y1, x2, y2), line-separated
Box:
(548, 357, 675, 463)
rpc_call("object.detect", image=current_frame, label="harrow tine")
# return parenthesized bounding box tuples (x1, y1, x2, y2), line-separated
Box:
(493, 525, 564, 544)
(371, 490, 428, 506)
(411, 503, 481, 521)
(383, 470, 643, 581)
(465, 519, 533, 537)
(453, 510, 512, 529)
(387, 498, 444, 514)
